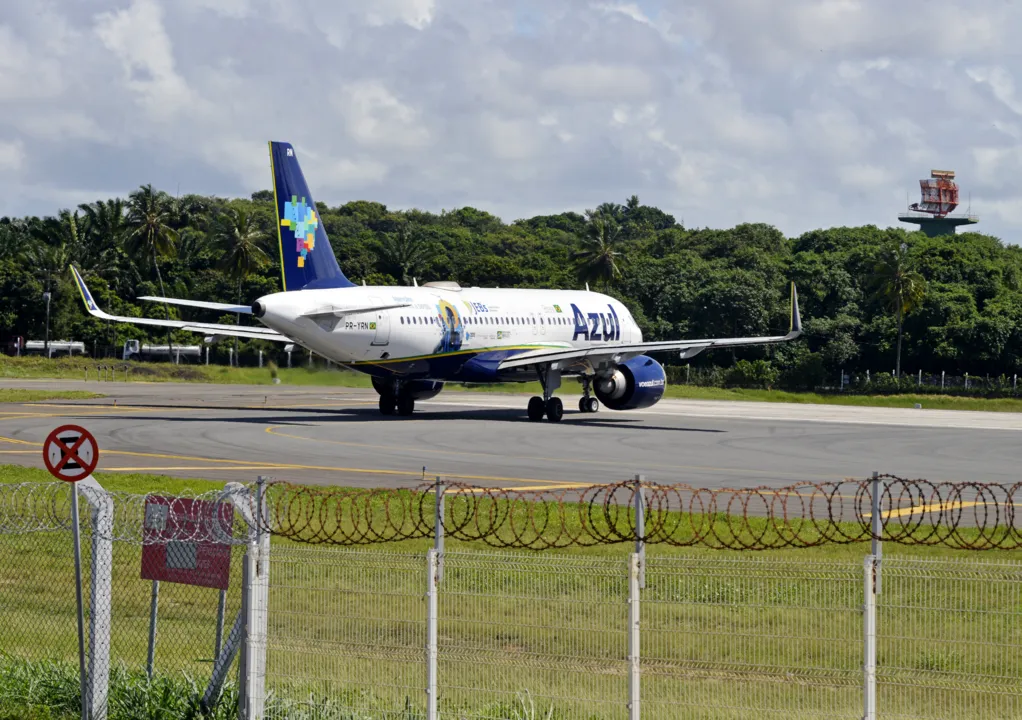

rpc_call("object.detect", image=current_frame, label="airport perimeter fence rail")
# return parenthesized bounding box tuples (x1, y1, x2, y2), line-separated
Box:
(2, 479, 1022, 719)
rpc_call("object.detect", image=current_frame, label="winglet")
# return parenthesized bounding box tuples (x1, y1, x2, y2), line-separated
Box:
(788, 282, 802, 338)
(70, 265, 105, 317)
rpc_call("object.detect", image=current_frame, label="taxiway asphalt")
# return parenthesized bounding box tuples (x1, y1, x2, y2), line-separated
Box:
(0, 380, 1019, 489)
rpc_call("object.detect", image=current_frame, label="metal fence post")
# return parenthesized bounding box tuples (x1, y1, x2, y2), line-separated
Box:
(205, 482, 261, 713)
(240, 477, 270, 720)
(628, 552, 640, 720)
(426, 549, 439, 720)
(434, 477, 445, 584)
(80, 481, 113, 720)
(634, 475, 646, 589)
(146, 580, 159, 679)
(863, 554, 877, 720)
(214, 589, 227, 660)
(871, 472, 882, 595)
(70, 486, 87, 720)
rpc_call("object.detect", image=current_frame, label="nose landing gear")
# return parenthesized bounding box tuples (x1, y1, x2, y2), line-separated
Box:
(578, 375, 599, 413)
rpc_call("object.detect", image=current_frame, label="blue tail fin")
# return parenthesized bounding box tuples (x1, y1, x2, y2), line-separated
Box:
(269, 141, 354, 291)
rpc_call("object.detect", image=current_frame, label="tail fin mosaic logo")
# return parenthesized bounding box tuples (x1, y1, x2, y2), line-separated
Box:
(281, 195, 318, 268)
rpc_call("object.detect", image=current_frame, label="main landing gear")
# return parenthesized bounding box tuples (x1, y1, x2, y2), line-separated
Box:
(528, 366, 565, 423)
(378, 383, 416, 417)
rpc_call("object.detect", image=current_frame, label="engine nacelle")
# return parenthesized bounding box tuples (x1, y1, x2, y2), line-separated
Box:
(372, 376, 445, 401)
(594, 355, 666, 410)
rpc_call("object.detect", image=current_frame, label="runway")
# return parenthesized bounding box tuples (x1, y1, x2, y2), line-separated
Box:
(0, 379, 1020, 489)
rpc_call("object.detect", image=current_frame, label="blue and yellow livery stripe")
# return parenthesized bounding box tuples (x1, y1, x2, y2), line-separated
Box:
(268, 142, 288, 291)
(351, 344, 565, 366)
(70, 266, 99, 313)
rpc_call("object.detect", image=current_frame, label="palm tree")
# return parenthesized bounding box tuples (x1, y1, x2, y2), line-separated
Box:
(376, 225, 432, 285)
(27, 211, 80, 354)
(124, 184, 179, 355)
(871, 241, 926, 378)
(594, 202, 625, 223)
(217, 206, 270, 362)
(572, 210, 625, 288)
(78, 199, 133, 287)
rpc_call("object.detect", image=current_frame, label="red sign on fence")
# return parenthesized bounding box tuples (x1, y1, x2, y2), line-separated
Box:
(140, 496, 234, 590)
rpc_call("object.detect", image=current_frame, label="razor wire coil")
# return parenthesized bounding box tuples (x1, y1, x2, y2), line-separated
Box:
(1, 476, 1020, 551)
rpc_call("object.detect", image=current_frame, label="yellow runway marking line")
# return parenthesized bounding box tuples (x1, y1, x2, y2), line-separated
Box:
(11, 400, 374, 414)
(263, 426, 848, 482)
(0, 450, 38, 454)
(103, 466, 306, 472)
(453, 483, 596, 493)
(864, 500, 984, 519)
(0, 433, 572, 486)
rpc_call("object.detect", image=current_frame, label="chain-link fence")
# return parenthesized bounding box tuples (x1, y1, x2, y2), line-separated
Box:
(0, 481, 258, 719)
(643, 556, 862, 719)
(265, 547, 426, 719)
(4, 480, 1022, 719)
(878, 557, 1022, 719)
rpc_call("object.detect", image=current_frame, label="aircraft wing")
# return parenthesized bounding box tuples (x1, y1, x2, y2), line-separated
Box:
(70, 266, 289, 343)
(498, 283, 802, 371)
(137, 296, 254, 314)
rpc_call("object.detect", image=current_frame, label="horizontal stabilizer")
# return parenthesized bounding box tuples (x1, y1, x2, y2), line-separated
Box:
(138, 296, 253, 314)
(70, 266, 289, 343)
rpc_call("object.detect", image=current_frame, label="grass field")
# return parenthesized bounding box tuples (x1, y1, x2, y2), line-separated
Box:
(0, 388, 104, 403)
(4, 355, 1022, 412)
(2, 468, 1021, 718)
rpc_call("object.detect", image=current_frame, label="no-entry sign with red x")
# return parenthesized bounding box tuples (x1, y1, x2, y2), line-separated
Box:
(43, 424, 99, 482)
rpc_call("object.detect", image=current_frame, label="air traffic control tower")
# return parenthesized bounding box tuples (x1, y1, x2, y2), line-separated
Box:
(898, 169, 979, 237)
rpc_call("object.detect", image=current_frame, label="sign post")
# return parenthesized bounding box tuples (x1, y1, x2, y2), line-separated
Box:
(43, 424, 99, 720)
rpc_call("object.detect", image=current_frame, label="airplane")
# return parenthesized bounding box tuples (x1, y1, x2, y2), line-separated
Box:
(71, 141, 802, 422)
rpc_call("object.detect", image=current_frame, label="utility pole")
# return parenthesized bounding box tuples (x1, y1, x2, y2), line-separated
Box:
(43, 285, 52, 358)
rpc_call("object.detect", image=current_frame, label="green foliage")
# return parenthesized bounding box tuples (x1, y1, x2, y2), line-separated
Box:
(2, 188, 1022, 384)
(0, 658, 237, 720)
(724, 359, 779, 389)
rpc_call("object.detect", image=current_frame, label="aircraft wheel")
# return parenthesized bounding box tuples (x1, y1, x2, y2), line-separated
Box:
(545, 397, 563, 423)
(586, 397, 599, 413)
(527, 396, 546, 422)
(578, 398, 586, 412)
(396, 395, 415, 416)
(379, 395, 396, 415)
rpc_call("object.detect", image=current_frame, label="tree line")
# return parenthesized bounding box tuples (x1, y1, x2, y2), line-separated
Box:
(2, 187, 1020, 386)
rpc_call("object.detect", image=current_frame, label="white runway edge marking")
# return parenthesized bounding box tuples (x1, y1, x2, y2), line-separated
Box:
(418, 396, 1022, 432)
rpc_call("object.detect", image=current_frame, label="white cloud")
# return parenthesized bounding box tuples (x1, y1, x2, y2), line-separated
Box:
(540, 63, 654, 101)
(0, 141, 25, 172)
(336, 80, 431, 149)
(837, 163, 894, 190)
(94, 0, 194, 118)
(180, 0, 251, 18)
(2, 0, 1022, 242)
(362, 0, 436, 29)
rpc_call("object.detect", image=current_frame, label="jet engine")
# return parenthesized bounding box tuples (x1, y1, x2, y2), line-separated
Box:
(372, 376, 445, 401)
(594, 355, 666, 410)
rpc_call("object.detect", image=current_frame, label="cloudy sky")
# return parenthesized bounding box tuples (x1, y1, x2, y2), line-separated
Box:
(3, 0, 1022, 240)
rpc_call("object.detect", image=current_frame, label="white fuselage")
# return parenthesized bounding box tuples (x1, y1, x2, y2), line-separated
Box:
(254, 284, 641, 380)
